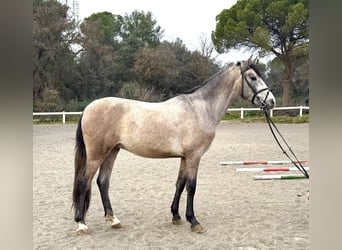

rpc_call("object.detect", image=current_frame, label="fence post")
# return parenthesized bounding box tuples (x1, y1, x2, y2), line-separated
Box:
(299, 105, 303, 116)
(240, 107, 244, 119)
(270, 109, 273, 117)
(62, 111, 65, 124)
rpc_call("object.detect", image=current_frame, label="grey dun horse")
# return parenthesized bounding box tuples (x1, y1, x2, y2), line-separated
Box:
(72, 57, 276, 235)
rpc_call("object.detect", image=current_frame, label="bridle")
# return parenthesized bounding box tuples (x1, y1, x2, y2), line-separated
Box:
(240, 66, 270, 110)
(240, 65, 309, 179)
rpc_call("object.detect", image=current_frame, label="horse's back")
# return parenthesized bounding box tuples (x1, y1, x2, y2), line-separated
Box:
(81, 97, 185, 156)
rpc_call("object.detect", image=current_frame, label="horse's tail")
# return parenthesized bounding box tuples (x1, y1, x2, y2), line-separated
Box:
(72, 114, 91, 216)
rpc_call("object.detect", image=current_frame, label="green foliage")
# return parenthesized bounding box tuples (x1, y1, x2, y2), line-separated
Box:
(213, 0, 309, 54)
(265, 54, 309, 105)
(120, 10, 163, 48)
(212, 0, 309, 105)
(33, 0, 80, 111)
(82, 12, 122, 46)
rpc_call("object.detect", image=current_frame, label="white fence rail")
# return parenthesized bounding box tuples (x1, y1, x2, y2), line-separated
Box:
(226, 105, 309, 119)
(33, 106, 309, 124)
(33, 111, 82, 124)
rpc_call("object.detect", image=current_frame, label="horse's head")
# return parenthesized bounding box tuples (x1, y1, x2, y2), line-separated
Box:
(237, 57, 276, 110)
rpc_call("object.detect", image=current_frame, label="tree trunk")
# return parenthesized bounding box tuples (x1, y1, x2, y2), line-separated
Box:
(282, 57, 292, 106)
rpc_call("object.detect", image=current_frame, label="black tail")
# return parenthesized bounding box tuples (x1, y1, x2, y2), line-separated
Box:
(72, 114, 91, 221)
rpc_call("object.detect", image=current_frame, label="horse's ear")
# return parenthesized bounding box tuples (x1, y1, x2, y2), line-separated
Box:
(247, 55, 254, 66)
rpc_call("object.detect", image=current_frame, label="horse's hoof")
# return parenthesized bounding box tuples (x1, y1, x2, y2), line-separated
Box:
(191, 224, 206, 233)
(77, 223, 89, 235)
(172, 219, 184, 225)
(77, 228, 89, 235)
(111, 223, 122, 229)
(106, 215, 122, 229)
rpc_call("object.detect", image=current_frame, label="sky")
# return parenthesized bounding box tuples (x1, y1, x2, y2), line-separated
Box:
(69, 0, 273, 64)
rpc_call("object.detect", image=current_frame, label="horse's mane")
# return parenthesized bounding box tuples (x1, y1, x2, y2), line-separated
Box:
(182, 61, 263, 95)
(183, 66, 229, 95)
(236, 61, 263, 78)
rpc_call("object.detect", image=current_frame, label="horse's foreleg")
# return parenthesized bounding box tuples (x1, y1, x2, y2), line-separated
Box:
(185, 156, 206, 233)
(97, 148, 121, 229)
(171, 158, 186, 225)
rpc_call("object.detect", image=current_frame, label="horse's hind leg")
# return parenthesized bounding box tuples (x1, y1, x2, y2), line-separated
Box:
(171, 158, 186, 225)
(74, 159, 101, 235)
(97, 148, 121, 228)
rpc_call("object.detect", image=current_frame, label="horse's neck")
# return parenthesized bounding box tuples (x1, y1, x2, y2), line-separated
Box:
(189, 69, 239, 125)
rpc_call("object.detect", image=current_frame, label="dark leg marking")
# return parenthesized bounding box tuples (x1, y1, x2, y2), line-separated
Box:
(171, 158, 186, 224)
(97, 149, 119, 218)
(185, 177, 200, 228)
(171, 176, 186, 223)
(97, 171, 113, 217)
(74, 175, 90, 224)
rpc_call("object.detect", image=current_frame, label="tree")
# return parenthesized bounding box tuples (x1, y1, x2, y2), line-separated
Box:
(77, 12, 121, 100)
(291, 55, 309, 104)
(197, 33, 216, 59)
(33, 0, 79, 111)
(77, 10, 165, 99)
(133, 45, 180, 95)
(117, 10, 164, 82)
(120, 10, 163, 48)
(133, 40, 221, 98)
(212, 0, 309, 105)
(81, 11, 123, 48)
(265, 58, 284, 99)
(265, 55, 308, 105)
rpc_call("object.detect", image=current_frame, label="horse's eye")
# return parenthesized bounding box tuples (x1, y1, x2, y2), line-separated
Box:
(250, 76, 257, 81)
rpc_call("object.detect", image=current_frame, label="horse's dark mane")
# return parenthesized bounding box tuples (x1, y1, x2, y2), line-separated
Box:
(236, 61, 263, 78)
(183, 85, 203, 94)
(182, 61, 263, 95)
(249, 64, 263, 78)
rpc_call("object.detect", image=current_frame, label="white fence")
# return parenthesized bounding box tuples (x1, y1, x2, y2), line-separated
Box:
(33, 106, 309, 124)
(33, 111, 82, 124)
(226, 105, 309, 119)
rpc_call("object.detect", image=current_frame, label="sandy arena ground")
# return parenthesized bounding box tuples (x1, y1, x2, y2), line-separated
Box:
(33, 121, 309, 249)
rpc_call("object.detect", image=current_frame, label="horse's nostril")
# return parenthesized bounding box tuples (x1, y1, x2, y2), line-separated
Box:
(266, 99, 275, 110)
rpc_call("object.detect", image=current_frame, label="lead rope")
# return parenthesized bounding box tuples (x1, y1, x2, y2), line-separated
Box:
(262, 108, 309, 179)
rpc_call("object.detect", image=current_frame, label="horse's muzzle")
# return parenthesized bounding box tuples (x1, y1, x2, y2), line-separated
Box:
(260, 92, 276, 110)
(266, 98, 275, 110)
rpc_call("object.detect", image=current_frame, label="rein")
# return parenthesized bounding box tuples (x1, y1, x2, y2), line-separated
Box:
(240, 66, 309, 179)
(262, 108, 309, 178)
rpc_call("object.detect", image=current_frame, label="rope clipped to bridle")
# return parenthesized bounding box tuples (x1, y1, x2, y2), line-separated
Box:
(262, 108, 309, 178)
(240, 66, 309, 179)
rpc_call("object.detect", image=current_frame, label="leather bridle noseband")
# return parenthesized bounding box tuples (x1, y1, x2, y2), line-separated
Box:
(240, 66, 270, 110)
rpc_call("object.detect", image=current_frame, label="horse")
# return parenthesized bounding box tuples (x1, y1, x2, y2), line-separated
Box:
(72, 57, 276, 235)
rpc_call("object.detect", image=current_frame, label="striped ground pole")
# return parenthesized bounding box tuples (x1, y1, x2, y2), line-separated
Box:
(236, 167, 310, 172)
(220, 160, 309, 165)
(253, 174, 309, 180)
